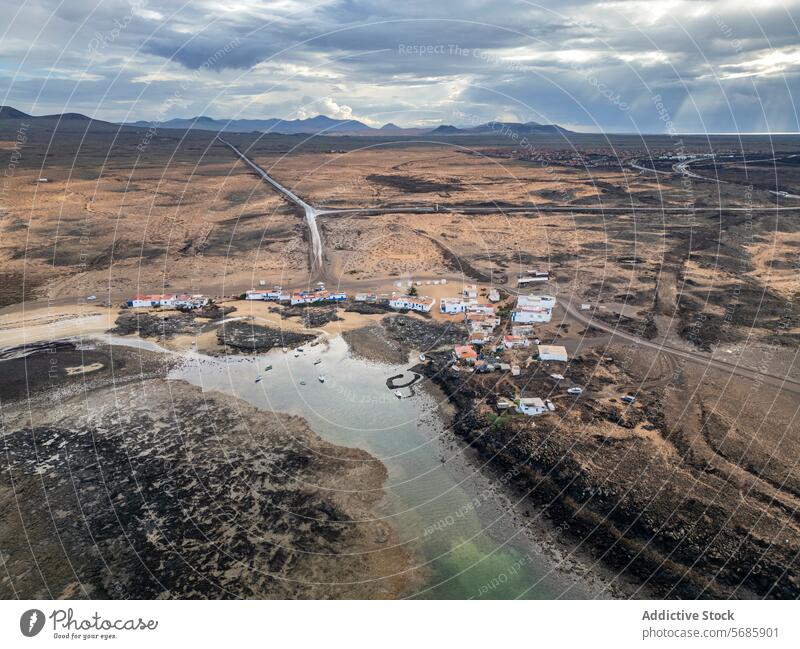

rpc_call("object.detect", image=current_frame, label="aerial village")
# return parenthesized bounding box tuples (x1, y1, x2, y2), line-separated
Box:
(124, 269, 572, 417)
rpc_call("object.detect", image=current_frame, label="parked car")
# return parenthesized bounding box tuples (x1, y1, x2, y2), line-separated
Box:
(85, 295, 97, 301)
(567, 387, 583, 395)
(621, 394, 636, 404)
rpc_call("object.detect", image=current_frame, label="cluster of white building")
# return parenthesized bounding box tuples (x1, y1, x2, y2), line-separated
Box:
(290, 288, 347, 305)
(244, 285, 347, 305)
(127, 293, 209, 309)
(245, 286, 290, 302)
(439, 284, 498, 314)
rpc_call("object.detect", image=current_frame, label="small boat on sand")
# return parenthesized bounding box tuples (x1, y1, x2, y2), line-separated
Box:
(318, 375, 325, 383)
(299, 380, 306, 386)
(255, 375, 262, 383)
(394, 390, 402, 399)
(313, 359, 322, 365)
(265, 365, 273, 371)
(419, 353, 426, 361)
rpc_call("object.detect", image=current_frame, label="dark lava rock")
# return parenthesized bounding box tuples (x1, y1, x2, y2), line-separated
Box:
(112, 304, 233, 339)
(276, 305, 344, 328)
(382, 315, 466, 354)
(344, 302, 395, 315)
(217, 320, 315, 352)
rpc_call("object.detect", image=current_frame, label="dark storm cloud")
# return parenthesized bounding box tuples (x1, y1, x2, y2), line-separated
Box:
(1, 0, 799, 132)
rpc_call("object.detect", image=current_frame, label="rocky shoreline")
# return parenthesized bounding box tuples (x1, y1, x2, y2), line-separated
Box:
(417, 350, 800, 599)
(0, 342, 418, 599)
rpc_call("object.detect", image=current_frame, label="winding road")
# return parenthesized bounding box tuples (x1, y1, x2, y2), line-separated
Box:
(218, 140, 799, 393)
(561, 301, 800, 393)
(220, 138, 800, 277)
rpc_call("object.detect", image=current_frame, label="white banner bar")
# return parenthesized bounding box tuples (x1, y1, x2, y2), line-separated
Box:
(1, 600, 798, 648)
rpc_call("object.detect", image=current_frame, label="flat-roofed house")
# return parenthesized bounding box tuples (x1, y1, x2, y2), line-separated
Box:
(517, 397, 547, 416)
(512, 294, 556, 323)
(536, 344, 568, 362)
(504, 334, 530, 349)
(453, 344, 478, 364)
(440, 297, 468, 314)
(389, 295, 435, 313)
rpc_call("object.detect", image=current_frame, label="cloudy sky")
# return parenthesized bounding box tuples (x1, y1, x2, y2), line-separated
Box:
(1, 0, 799, 133)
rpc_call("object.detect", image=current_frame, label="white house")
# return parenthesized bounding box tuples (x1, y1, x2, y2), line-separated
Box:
(512, 294, 556, 323)
(128, 293, 207, 309)
(389, 295, 435, 313)
(355, 293, 377, 302)
(504, 335, 530, 349)
(246, 287, 289, 301)
(440, 297, 465, 314)
(536, 344, 568, 362)
(128, 294, 162, 308)
(440, 297, 476, 314)
(517, 397, 547, 416)
(173, 293, 208, 308)
(517, 271, 550, 287)
(488, 288, 500, 302)
(463, 284, 478, 299)
(466, 303, 495, 316)
(290, 288, 346, 305)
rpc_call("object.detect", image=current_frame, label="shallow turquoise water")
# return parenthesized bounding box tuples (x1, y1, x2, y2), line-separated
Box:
(167, 336, 583, 599)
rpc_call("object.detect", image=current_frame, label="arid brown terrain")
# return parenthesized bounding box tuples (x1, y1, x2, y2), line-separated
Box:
(2, 115, 800, 598)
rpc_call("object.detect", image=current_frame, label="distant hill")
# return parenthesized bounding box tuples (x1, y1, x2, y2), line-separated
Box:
(427, 121, 571, 135)
(429, 125, 463, 135)
(0, 106, 32, 119)
(126, 114, 378, 135)
(0, 105, 99, 123)
(0, 105, 573, 139)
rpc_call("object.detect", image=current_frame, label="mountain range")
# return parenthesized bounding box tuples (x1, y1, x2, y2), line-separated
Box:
(0, 105, 571, 136)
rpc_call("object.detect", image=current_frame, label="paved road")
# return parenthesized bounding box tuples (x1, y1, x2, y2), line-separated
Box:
(219, 136, 800, 279)
(215, 140, 799, 393)
(561, 301, 800, 393)
(634, 155, 800, 201)
(217, 137, 324, 274)
(320, 203, 800, 216)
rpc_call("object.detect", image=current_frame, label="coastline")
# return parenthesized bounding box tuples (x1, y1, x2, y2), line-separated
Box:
(343, 321, 645, 598)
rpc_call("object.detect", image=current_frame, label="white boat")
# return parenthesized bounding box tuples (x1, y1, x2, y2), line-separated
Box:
(419, 353, 426, 361)
(318, 375, 325, 383)
(314, 359, 322, 365)
(394, 390, 402, 399)
(299, 380, 306, 386)
(294, 352, 300, 357)
(255, 375, 262, 383)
